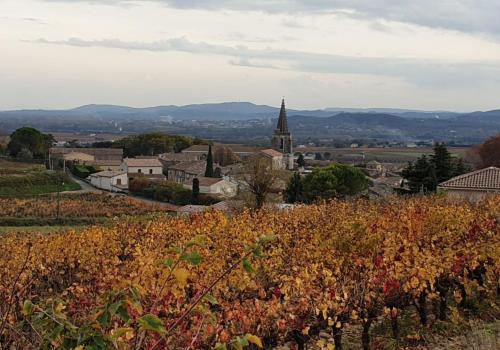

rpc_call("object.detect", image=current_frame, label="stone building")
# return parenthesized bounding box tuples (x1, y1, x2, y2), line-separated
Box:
(271, 99, 294, 170)
(438, 167, 500, 201)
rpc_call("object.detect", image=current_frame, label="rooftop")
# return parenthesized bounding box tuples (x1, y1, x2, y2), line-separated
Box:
(260, 149, 284, 158)
(439, 167, 500, 190)
(168, 160, 207, 174)
(123, 158, 162, 167)
(91, 171, 126, 178)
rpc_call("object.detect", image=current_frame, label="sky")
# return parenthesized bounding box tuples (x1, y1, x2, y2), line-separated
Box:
(1, 0, 500, 111)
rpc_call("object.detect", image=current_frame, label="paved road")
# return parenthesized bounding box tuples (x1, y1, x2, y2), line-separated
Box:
(66, 173, 178, 209)
(64, 173, 102, 194)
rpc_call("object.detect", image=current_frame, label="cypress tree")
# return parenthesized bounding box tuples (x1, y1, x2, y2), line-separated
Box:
(297, 154, 306, 168)
(205, 144, 214, 177)
(192, 178, 200, 204)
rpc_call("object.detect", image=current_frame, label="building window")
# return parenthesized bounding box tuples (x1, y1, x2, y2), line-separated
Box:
(149, 169, 153, 174)
(138, 169, 142, 173)
(117, 178, 122, 185)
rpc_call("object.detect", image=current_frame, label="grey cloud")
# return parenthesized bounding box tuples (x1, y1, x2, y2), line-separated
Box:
(31, 36, 500, 87)
(43, 0, 500, 36)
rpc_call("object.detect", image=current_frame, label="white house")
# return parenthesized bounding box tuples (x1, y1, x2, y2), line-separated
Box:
(121, 158, 165, 181)
(90, 171, 128, 192)
(183, 177, 238, 197)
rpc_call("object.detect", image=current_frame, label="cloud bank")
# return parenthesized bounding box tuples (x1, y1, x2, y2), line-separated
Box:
(44, 0, 500, 36)
(32, 36, 500, 87)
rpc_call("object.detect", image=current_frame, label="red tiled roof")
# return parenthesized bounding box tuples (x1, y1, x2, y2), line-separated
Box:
(260, 149, 283, 158)
(439, 167, 500, 190)
(123, 158, 162, 167)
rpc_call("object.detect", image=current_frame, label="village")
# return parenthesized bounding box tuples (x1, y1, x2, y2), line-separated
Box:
(40, 100, 500, 216)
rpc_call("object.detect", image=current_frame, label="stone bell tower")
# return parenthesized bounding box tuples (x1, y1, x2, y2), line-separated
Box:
(272, 99, 294, 169)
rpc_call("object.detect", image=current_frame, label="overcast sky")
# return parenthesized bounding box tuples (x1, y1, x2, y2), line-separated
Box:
(1, 0, 500, 111)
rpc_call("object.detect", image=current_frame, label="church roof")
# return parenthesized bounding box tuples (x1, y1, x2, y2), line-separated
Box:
(276, 99, 289, 133)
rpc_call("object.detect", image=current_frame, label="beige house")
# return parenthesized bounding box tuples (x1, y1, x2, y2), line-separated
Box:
(259, 149, 285, 170)
(167, 161, 207, 184)
(438, 167, 500, 201)
(90, 171, 128, 192)
(183, 177, 238, 197)
(121, 158, 166, 181)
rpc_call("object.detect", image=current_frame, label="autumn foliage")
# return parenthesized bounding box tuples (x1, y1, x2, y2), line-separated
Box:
(0, 195, 499, 349)
(0, 193, 165, 219)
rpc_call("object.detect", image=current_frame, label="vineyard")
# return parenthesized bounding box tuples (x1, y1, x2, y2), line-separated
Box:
(0, 196, 498, 349)
(0, 193, 167, 220)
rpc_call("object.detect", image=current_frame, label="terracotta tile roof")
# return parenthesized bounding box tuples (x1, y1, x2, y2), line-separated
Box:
(123, 158, 162, 167)
(439, 167, 500, 190)
(260, 149, 283, 158)
(160, 153, 200, 162)
(92, 159, 122, 166)
(168, 161, 207, 174)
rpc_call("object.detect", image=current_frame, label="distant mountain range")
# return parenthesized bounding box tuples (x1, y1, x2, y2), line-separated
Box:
(0, 102, 499, 144)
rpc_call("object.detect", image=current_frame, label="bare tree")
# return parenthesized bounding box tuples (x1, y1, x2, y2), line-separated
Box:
(240, 156, 285, 209)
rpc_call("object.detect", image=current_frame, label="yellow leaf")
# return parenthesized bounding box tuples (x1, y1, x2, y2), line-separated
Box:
(247, 334, 263, 348)
(327, 344, 335, 350)
(173, 268, 189, 287)
(328, 318, 334, 327)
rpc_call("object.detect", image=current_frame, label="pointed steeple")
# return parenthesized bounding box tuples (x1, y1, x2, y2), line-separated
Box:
(276, 98, 288, 133)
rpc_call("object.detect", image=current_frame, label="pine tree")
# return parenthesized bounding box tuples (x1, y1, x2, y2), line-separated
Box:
(430, 143, 453, 184)
(191, 178, 200, 204)
(205, 145, 214, 178)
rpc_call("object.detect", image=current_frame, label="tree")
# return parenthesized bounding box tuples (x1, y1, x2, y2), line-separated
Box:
(401, 143, 470, 194)
(241, 156, 283, 209)
(205, 145, 214, 177)
(301, 164, 369, 202)
(297, 154, 305, 168)
(214, 146, 240, 166)
(192, 178, 200, 204)
(7, 127, 54, 158)
(430, 143, 453, 184)
(284, 172, 303, 204)
(474, 133, 500, 168)
(114, 133, 200, 157)
(401, 156, 437, 193)
(16, 148, 33, 161)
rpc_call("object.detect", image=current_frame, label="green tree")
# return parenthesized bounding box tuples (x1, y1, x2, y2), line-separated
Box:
(114, 133, 200, 157)
(16, 148, 33, 161)
(402, 143, 470, 194)
(284, 172, 303, 204)
(431, 143, 453, 184)
(297, 154, 305, 168)
(205, 145, 214, 177)
(401, 155, 437, 193)
(7, 127, 54, 158)
(191, 178, 200, 204)
(302, 164, 369, 202)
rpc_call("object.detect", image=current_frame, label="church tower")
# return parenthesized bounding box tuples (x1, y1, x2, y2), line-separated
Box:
(272, 99, 294, 169)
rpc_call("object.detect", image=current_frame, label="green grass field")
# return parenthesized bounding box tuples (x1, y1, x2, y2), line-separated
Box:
(0, 159, 81, 195)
